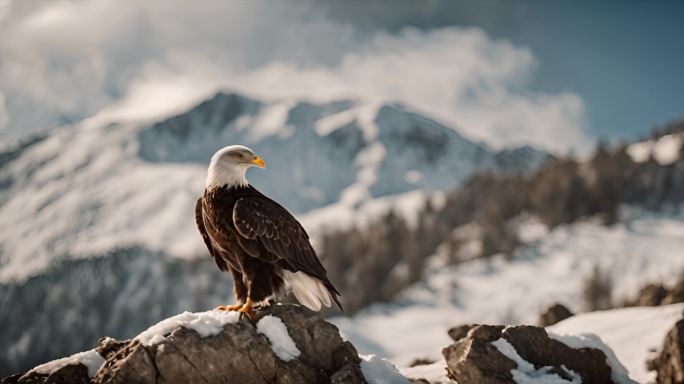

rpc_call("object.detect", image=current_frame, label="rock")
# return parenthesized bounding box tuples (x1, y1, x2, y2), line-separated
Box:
(330, 342, 366, 384)
(504, 326, 614, 382)
(628, 284, 668, 307)
(6, 305, 367, 384)
(442, 324, 620, 384)
(443, 325, 515, 384)
(648, 318, 684, 384)
(95, 337, 129, 361)
(447, 324, 476, 342)
(3, 364, 90, 384)
(663, 279, 684, 305)
(407, 358, 435, 368)
(538, 303, 574, 326)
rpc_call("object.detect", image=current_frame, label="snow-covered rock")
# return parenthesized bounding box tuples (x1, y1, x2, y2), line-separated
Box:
(256, 315, 301, 361)
(442, 324, 634, 384)
(134, 309, 241, 346)
(549, 303, 684, 383)
(8, 304, 370, 384)
(647, 317, 684, 384)
(0, 247, 229, 377)
(29, 349, 104, 378)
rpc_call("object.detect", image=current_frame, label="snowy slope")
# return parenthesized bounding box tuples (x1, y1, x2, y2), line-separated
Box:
(550, 304, 684, 383)
(331, 207, 684, 382)
(403, 308, 675, 384)
(0, 92, 548, 284)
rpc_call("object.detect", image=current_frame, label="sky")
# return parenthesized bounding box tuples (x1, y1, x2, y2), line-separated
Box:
(0, 0, 682, 154)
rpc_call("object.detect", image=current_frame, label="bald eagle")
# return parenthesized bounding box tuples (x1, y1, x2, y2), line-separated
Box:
(195, 145, 342, 317)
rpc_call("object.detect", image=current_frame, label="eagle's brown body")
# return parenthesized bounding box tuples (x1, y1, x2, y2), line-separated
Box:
(195, 184, 341, 309)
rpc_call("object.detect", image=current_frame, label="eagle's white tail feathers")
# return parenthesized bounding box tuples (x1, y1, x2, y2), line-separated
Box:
(282, 271, 333, 311)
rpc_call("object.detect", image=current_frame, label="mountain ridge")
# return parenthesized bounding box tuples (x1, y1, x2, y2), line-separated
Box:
(0, 90, 551, 283)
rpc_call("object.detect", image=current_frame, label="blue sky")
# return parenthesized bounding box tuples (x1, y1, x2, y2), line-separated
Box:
(0, 1, 682, 152)
(490, 1, 684, 143)
(326, 0, 684, 143)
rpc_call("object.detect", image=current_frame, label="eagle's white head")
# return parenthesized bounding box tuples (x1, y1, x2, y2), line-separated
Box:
(206, 145, 266, 189)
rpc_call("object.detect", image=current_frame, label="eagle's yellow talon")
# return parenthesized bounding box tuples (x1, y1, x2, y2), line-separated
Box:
(237, 298, 255, 319)
(216, 303, 243, 311)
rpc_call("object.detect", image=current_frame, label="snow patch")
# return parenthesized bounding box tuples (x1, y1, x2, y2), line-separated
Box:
(515, 215, 549, 243)
(549, 304, 684, 383)
(30, 349, 104, 378)
(652, 134, 683, 164)
(546, 332, 634, 384)
(627, 133, 683, 165)
(400, 361, 450, 384)
(315, 109, 358, 136)
(301, 189, 433, 242)
(360, 354, 411, 384)
(134, 310, 240, 346)
(256, 315, 301, 361)
(356, 102, 382, 142)
(626, 141, 651, 163)
(491, 338, 581, 384)
(339, 141, 386, 206)
(250, 101, 294, 141)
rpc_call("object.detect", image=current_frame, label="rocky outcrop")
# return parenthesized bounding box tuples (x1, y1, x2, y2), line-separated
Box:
(627, 279, 684, 307)
(447, 324, 476, 343)
(4, 305, 366, 384)
(443, 325, 515, 384)
(538, 303, 574, 327)
(628, 283, 669, 307)
(442, 324, 624, 384)
(663, 279, 684, 306)
(648, 318, 684, 384)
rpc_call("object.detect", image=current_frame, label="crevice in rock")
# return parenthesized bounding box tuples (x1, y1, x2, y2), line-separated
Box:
(247, 348, 273, 384)
(142, 345, 162, 384)
(164, 343, 210, 384)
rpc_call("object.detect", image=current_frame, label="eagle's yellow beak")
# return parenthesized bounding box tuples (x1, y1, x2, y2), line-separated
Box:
(252, 156, 266, 169)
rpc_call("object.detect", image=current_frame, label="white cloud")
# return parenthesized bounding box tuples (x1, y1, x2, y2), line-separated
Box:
(0, 0, 11, 22)
(0, 1, 589, 153)
(216, 28, 589, 152)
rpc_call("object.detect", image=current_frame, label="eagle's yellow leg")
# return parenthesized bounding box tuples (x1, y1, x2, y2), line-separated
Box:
(237, 297, 255, 319)
(216, 303, 243, 311)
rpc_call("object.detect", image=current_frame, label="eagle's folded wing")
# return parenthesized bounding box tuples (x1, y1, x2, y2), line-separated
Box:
(195, 197, 229, 271)
(232, 197, 341, 300)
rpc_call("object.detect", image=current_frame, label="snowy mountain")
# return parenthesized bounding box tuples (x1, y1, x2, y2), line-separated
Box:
(0, 91, 550, 375)
(0, 91, 550, 283)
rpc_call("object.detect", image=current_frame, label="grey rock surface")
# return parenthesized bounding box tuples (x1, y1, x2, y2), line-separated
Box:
(648, 317, 684, 384)
(537, 303, 574, 327)
(442, 324, 618, 384)
(4, 305, 366, 384)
